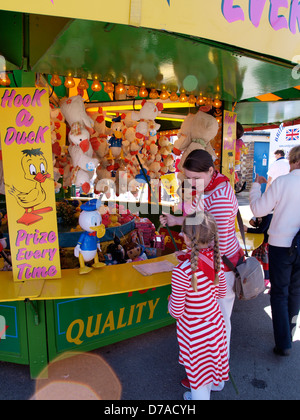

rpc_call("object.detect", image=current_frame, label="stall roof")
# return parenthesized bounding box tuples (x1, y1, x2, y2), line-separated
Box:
(1, 3, 300, 126)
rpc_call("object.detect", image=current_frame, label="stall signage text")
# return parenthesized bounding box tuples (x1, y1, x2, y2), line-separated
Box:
(222, 0, 300, 34)
(0, 88, 61, 282)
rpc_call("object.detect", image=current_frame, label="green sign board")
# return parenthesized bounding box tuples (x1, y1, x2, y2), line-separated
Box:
(50, 286, 173, 354)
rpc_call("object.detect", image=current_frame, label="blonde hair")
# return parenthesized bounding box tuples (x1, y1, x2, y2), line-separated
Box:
(182, 212, 221, 292)
(289, 145, 300, 165)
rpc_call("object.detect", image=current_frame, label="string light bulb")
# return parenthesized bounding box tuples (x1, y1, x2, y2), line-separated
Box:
(160, 89, 169, 100)
(213, 95, 222, 109)
(196, 93, 205, 106)
(149, 88, 159, 99)
(115, 83, 126, 95)
(50, 74, 62, 87)
(139, 84, 148, 98)
(0, 73, 11, 87)
(179, 90, 188, 102)
(127, 85, 138, 97)
(78, 78, 89, 90)
(104, 82, 114, 93)
(170, 91, 178, 101)
(188, 94, 197, 104)
(64, 75, 75, 89)
(91, 77, 102, 92)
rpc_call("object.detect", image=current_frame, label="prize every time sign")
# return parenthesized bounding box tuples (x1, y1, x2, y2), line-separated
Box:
(0, 88, 61, 282)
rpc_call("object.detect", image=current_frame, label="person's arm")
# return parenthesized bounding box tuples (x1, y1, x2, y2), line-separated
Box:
(266, 176, 272, 192)
(160, 213, 185, 228)
(168, 267, 189, 320)
(250, 175, 277, 218)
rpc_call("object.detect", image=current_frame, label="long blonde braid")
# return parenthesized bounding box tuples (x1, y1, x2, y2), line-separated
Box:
(183, 212, 221, 291)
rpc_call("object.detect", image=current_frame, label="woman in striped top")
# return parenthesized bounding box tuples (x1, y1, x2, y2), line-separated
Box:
(160, 150, 242, 361)
(169, 212, 229, 400)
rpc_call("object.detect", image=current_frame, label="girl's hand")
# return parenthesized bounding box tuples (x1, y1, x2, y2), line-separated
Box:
(175, 251, 186, 260)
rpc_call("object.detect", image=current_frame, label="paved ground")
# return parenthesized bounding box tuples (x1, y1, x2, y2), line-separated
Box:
(0, 194, 299, 400)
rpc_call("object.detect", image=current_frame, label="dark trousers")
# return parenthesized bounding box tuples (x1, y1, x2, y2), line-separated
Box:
(269, 245, 300, 350)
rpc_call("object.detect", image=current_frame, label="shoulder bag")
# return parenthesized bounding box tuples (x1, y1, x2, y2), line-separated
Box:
(222, 210, 265, 301)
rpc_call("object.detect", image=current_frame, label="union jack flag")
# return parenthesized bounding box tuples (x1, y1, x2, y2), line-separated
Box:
(286, 128, 300, 141)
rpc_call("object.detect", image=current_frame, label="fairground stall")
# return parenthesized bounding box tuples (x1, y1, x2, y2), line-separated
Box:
(1, 1, 300, 379)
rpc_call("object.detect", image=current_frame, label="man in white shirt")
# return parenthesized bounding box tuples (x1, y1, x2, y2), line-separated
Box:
(266, 149, 290, 191)
(250, 146, 300, 356)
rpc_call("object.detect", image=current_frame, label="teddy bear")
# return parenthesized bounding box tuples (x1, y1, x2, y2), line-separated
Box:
(158, 135, 173, 158)
(173, 110, 218, 172)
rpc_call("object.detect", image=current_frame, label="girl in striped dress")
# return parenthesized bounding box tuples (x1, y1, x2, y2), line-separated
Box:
(168, 212, 229, 400)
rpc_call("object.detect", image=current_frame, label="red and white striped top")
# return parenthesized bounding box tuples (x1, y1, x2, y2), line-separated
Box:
(169, 249, 227, 321)
(190, 182, 240, 259)
(168, 249, 229, 389)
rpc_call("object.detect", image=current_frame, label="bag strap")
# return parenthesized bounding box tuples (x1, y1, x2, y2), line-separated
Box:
(222, 255, 238, 274)
(237, 209, 249, 258)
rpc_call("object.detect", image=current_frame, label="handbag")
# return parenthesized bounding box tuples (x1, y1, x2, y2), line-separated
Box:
(222, 210, 265, 301)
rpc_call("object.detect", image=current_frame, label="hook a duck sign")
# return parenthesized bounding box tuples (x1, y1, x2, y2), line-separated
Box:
(0, 87, 61, 282)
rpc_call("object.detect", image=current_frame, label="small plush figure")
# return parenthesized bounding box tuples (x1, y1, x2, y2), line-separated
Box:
(74, 199, 106, 274)
(106, 235, 127, 264)
(125, 241, 147, 262)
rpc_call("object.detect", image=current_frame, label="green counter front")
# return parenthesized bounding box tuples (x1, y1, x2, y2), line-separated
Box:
(0, 256, 176, 378)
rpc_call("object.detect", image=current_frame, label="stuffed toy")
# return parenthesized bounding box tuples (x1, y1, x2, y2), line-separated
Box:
(125, 241, 147, 262)
(131, 100, 163, 140)
(94, 159, 115, 198)
(60, 96, 99, 194)
(68, 123, 99, 194)
(173, 111, 218, 172)
(108, 115, 126, 159)
(61, 95, 94, 131)
(158, 135, 173, 158)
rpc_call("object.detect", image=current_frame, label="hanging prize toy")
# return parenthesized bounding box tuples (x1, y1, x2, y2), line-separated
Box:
(74, 198, 106, 274)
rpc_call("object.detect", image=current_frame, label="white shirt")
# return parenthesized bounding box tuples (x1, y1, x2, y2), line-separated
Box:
(250, 169, 300, 247)
(267, 158, 290, 183)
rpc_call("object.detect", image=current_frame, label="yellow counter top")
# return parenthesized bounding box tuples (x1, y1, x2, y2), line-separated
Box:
(0, 254, 178, 302)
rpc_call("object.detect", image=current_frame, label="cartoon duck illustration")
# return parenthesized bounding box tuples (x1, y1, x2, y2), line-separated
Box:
(74, 199, 106, 274)
(9, 148, 53, 226)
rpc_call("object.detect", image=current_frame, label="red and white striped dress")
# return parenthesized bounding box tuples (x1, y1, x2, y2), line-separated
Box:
(168, 249, 229, 389)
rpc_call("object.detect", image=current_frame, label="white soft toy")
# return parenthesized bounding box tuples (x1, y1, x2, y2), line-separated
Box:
(60, 96, 99, 194)
(131, 100, 163, 140)
(61, 95, 94, 130)
(68, 123, 99, 194)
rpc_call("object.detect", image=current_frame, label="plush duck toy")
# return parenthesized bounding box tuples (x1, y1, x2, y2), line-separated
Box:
(9, 148, 53, 226)
(74, 198, 106, 274)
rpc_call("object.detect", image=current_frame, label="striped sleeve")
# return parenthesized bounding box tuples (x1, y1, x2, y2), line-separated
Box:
(216, 269, 227, 299)
(168, 266, 190, 320)
(205, 186, 240, 258)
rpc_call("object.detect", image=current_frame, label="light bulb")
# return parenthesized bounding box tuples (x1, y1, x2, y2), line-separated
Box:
(91, 78, 102, 92)
(0, 73, 11, 87)
(64, 76, 75, 89)
(115, 83, 126, 94)
(160, 90, 169, 100)
(104, 82, 114, 93)
(139, 86, 148, 98)
(50, 74, 62, 87)
(149, 89, 159, 99)
(78, 78, 89, 90)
